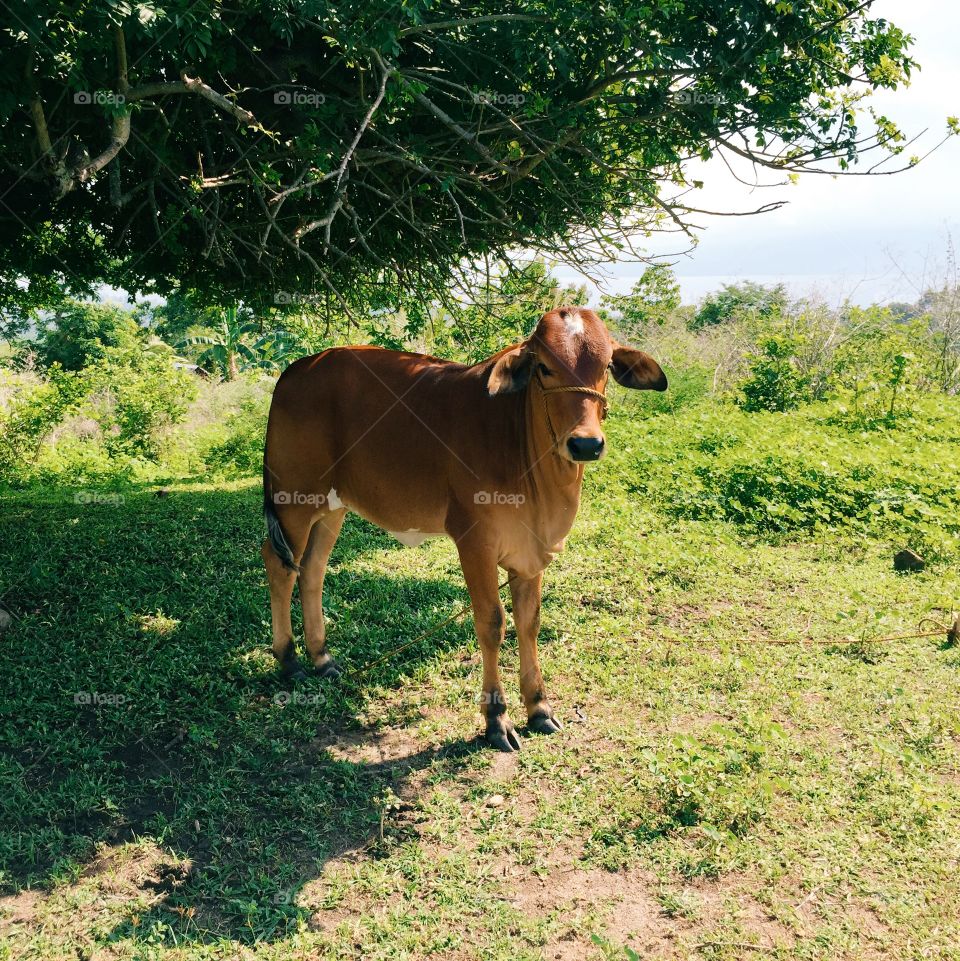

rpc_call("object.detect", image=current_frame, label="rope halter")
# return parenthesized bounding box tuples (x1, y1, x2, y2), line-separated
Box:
(533, 368, 609, 448)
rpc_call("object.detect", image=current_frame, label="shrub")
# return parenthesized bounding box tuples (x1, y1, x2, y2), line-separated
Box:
(203, 397, 269, 477)
(691, 281, 788, 331)
(737, 335, 812, 412)
(625, 399, 960, 549)
(0, 367, 84, 482)
(79, 346, 198, 459)
(618, 363, 712, 415)
(691, 454, 876, 533)
(830, 312, 936, 428)
(600, 264, 682, 336)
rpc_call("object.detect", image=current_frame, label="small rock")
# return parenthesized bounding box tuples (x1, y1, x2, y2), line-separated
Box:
(485, 794, 505, 809)
(0, 608, 11, 633)
(893, 548, 925, 572)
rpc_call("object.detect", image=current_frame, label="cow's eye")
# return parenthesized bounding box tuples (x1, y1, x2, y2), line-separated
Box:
(537, 363, 552, 376)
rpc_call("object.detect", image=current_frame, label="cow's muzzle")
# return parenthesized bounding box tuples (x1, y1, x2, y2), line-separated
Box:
(566, 436, 605, 461)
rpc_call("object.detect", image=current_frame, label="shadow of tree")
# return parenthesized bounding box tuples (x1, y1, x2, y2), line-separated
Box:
(101, 732, 484, 947)
(0, 482, 488, 945)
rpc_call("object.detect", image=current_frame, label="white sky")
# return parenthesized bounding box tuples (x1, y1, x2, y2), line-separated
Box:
(557, 0, 960, 307)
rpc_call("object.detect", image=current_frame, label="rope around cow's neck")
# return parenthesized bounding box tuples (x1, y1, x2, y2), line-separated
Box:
(534, 369, 609, 449)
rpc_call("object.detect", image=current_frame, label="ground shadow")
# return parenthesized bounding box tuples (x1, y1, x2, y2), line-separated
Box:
(0, 483, 490, 945)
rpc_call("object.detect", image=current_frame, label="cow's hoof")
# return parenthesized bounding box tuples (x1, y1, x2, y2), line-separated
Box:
(527, 711, 563, 735)
(485, 720, 521, 753)
(313, 655, 343, 681)
(278, 657, 307, 682)
(314, 658, 342, 680)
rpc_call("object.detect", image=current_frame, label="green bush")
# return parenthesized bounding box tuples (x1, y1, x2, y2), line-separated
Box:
(0, 347, 197, 486)
(80, 346, 198, 459)
(830, 312, 936, 429)
(737, 335, 812, 412)
(690, 454, 876, 533)
(203, 398, 268, 477)
(32, 300, 141, 371)
(619, 363, 712, 415)
(624, 398, 960, 550)
(692, 281, 788, 331)
(0, 367, 84, 482)
(30, 432, 139, 487)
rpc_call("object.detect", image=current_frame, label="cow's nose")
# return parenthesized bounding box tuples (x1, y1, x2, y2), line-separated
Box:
(567, 436, 605, 461)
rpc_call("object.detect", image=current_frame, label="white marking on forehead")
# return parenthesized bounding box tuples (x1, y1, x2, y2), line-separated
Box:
(326, 487, 344, 510)
(563, 310, 585, 337)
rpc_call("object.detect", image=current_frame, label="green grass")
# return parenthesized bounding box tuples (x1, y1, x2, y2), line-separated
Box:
(1, 395, 959, 960)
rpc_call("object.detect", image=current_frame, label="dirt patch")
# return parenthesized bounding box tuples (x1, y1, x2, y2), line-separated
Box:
(310, 726, 426, 765)
(514, 865, 677, 960)
(684, 875, 797, 947)
(0, 843, 187, 946)
(0, 886, 43, 929)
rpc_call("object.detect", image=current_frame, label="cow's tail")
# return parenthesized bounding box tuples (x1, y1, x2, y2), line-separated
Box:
(263, 436, 300, 573)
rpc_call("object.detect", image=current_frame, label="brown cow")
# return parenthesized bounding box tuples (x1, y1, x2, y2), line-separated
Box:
(262, 307, 666, 751)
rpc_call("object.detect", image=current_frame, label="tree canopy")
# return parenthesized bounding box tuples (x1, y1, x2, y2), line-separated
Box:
(0, 0, 946, 313)
(32, 298, 140, 370)
(692, 280, 789, 329)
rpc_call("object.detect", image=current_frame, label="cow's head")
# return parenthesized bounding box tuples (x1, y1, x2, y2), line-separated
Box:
(488, 307, 667, 462)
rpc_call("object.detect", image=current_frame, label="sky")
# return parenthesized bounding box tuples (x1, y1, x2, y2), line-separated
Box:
(556, 0, 960, 308)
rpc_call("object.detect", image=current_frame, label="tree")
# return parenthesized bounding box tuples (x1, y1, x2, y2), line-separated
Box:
(33, 299, 140, 370)
(600, 265, 682, 338)
(692, 281, 789, 331)
(422, 260, 587, 361)
(134, 289, 208, 345)
(1, 1, 948, 316)
(178, 306, 294, 379)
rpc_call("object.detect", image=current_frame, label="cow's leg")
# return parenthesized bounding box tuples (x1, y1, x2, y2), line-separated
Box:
(510, 571, 562, 735)
(261, 507, 314, 678)
(299, 508, 346, 677)
(456, 539, 519, 752)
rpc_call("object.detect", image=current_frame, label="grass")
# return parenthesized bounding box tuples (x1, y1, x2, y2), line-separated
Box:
(1, 394, 959, 960)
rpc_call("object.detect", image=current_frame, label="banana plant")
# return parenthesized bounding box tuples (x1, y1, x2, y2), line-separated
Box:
(178, 306, 296, 380)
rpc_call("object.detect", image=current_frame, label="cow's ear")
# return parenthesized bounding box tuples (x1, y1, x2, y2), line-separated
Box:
(488, 344, 534, 395)
(610, 343, 668, 391)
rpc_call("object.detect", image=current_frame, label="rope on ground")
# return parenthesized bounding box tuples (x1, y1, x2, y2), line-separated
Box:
(766, 614, 959, 647)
